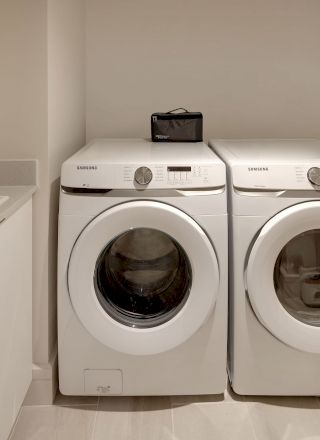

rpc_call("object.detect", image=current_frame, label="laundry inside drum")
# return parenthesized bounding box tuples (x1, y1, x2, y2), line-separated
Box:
(107, 228, 179, 295)
(274, 229, 320, 326)
(95, 228, 192, 328)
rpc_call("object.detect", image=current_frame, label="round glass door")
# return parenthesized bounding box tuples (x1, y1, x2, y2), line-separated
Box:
(246, 201, 320, 353)
(95, 228, 191, 328)
(67, 200, 219, 355)
(274, 229, 320, 327)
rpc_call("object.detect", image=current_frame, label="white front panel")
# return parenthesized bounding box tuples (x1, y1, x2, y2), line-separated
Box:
(0, 201, 32, 440)
(67, 200, 219, 355)
(58, 211, 228, 395)
(232, 163, 320, 190)
(61, 162, 225, 189)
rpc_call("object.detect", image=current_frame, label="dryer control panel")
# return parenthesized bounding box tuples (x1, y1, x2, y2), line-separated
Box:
(232, 163, 320, 191)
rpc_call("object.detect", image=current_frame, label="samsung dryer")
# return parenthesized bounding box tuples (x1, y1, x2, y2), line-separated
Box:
(210, 138, 320, 396)
(58, 139, 228, 396)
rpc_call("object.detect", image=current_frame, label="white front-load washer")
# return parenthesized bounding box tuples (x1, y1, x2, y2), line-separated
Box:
(210, 138, 320, 396)
(58, 139, 228, 395)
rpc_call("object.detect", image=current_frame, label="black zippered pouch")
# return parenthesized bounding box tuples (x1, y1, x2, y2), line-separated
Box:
(151, 108, 203, 142)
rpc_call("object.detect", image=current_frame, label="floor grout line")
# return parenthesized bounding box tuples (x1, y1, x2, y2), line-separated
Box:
(7, 405, 24, 440)
(170, 397, 175, 439)
(243, 399, 261, 440)
(55, 403, 99, 408)
(89, 395, 100, 440)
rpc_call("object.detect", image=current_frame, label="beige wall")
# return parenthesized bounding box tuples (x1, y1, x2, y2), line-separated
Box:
(86, 0, 320, 141)
(0, 0, 50, 365)
(0, 0, 48, 157)
(47, 0, 86, 365)
(48, 0, 86, 183)
(0, 0, 85, 395)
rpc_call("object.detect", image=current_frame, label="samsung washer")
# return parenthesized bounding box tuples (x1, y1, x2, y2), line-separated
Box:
(210, 138, 320, 396)
(58, 139, 228, 395)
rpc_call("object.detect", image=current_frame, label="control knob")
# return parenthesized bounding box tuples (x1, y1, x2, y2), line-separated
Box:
(134, 166, 153, 185)
(307, 167, 320, 186)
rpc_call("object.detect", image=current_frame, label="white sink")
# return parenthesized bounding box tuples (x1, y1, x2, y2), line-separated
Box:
(0, 196, 9, 207)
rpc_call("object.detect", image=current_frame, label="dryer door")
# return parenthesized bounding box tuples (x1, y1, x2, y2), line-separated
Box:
(68, 200, 219, 355)
(246, 201, 320, 353)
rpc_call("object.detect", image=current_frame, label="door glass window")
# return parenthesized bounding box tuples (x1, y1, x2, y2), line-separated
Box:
(274, 229, 320, 326)
(95, 228, 192, 328)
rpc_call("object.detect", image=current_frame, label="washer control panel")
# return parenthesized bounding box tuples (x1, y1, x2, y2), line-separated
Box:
(121, 163, 223, 188)
(61, 139, 226, 190)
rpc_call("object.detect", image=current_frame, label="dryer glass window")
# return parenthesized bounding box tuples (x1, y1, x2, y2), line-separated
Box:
(274, 229, 320, 326)
(94, 228, 192, 328)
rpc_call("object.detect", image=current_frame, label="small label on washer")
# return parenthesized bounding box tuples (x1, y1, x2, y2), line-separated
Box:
(84, 369, 123, 395)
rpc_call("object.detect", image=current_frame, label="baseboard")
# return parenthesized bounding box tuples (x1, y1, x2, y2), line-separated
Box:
(23, 347, 58, 406)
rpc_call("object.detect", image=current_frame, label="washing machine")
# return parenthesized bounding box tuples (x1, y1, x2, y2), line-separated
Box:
(210, 138, 320, 396)
(58, 138, 228, 396)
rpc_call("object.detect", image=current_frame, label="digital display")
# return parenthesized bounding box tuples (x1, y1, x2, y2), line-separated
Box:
(167, 166, 191, 172)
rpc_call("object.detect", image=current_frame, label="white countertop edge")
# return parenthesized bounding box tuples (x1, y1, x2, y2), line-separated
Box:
(0, 186, 37, 224)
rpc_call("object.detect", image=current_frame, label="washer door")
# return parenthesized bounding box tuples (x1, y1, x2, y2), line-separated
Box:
(68, 200, 219, 355)
(246, 201, 320, 353)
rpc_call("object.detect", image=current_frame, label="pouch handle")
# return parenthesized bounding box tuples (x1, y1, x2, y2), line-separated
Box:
(166, 108, 189, 114)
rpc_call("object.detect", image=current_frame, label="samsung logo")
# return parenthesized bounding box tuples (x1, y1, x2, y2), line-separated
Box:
(77, 165, 98, 170)
(248, 167, 269, 172)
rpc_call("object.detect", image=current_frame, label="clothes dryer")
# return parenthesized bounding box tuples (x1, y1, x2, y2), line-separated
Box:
(210, 138, 320, 395)
(58, 139, 228, 395)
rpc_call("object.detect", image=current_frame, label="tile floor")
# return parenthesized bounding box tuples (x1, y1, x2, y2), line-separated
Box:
(9, 384, 320, 440)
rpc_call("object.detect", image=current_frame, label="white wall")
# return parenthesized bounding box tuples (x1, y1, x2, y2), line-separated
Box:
(46, 0, 86, 368)
(86, 0, 320, 140)
(0, 0, 85, 403)
(0, 0, 50, 363)
(0, 1, 48, 157)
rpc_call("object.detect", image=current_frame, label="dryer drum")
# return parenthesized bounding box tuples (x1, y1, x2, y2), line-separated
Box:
(273, 228, 320, 326)
(94, 228, 192, 328)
